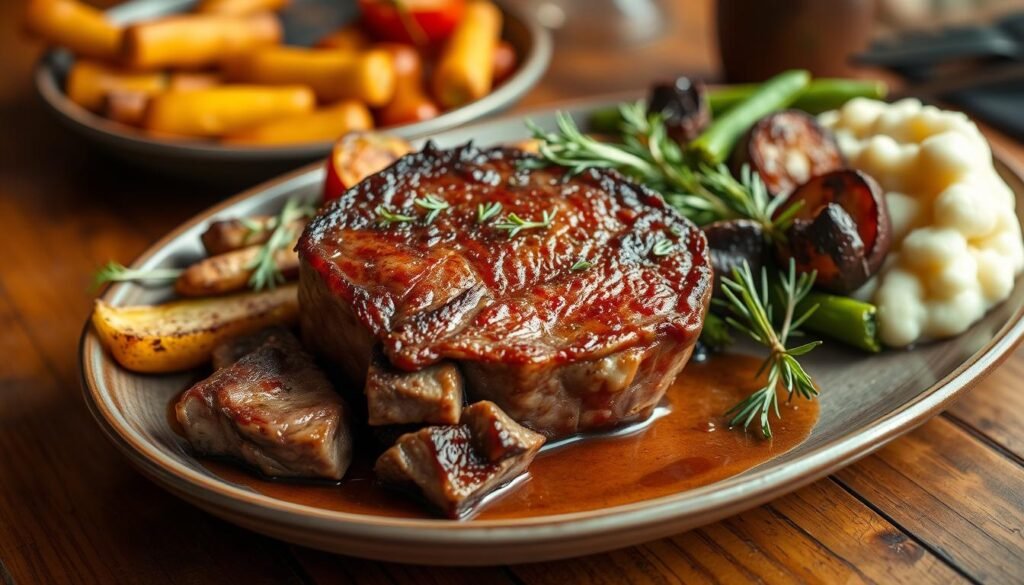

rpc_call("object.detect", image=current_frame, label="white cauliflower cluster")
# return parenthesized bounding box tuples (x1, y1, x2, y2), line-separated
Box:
(819, 98, 1024, 347)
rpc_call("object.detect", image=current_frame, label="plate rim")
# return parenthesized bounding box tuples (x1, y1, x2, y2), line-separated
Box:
(34, 0, 553, 162)
(79, 94, 1024, 547)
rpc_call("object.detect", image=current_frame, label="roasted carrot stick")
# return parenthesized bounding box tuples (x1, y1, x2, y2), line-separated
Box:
(24, 0, 122, 60)
(144, 85, 315, 137)
(65, 60, 165, 112)
(122, 12, 281, 70)
(222, 100, 373, 145)
(432, 1, 501, 108)
(196, 0, 290, 15)
(104, 72, 222, 126)
(315, 25, 370, 51)
(376, 43, 440, 127)
(225, 46, 395, 105)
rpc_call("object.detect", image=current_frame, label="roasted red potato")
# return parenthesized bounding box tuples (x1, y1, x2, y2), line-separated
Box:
(773, 170, 891, 293)
(732, 110, 844, 196)
(323, 132, 412, 201)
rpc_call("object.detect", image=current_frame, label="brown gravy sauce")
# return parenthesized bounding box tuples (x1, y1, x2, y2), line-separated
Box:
(172, 353, 819, 519)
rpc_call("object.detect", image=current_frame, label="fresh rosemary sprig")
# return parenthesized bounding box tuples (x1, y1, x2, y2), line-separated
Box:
(376, 205, 415, 226)
(247, 197, 316, 291)
(716, 260, 821, 438)
(414, 194, 450, 224)
(526, 103, 796, 235)
(91, 261, 183, 290)
(494, 209, 557, 239)
(477, 201, 503, 224)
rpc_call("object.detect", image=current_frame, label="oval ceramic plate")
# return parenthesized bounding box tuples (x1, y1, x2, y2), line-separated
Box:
(81, 97, 1024, 565)
(36, 0, 551, 182)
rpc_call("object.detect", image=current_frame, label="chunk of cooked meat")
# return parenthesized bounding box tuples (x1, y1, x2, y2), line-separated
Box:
(374, 400, 545, 518)
(176, 329, 353, 480)
(365, 350, 463, 425)
(210, 325, 293, 369)
(298, 143, 712, 438)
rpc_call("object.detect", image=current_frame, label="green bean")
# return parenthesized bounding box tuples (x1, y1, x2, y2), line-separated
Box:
(688, 70, 810, 165)
(709, 78, 888, 115)
(797, 291, 881, 353)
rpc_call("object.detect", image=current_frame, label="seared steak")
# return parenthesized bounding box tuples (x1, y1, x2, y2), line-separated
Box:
(298, 143, 712, 438)
(176, 329, 353, 480)
(375, 400, 545, 518)
(210, 325, 292, 370)
(365, 350, 463, 425)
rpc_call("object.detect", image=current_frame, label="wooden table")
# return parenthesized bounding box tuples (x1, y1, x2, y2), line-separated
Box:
(2, 1, 1023, 583)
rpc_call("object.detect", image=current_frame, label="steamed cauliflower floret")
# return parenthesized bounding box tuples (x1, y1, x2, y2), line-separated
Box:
(822, 98, 1024, 347)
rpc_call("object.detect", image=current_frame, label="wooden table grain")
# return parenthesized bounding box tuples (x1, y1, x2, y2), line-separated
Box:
(2, 1, 1023, 583)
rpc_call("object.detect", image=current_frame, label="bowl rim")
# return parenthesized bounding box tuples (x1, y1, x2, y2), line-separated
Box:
(35, 0, 553, 162)
(79, 95, 1024, 544)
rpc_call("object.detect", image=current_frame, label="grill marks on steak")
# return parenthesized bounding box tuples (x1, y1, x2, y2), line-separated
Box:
(175, 329, 353, 480)
(299, 144, 711, 371)
(374, 400, 545, 518)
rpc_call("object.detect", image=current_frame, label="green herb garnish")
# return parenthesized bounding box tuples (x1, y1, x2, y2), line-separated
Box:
(414, 194, 450, 224)
(477, 201, 503, 224)
(717, 260, 821, 438)
(376, 205, 415, 226)
(571, 259, 592, 271)
(91, 262, 183, 290)
(494, 209, 557, 239)
(247, 196, 316, 291)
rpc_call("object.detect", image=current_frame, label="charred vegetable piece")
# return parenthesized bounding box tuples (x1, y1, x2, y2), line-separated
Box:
(732, 110, 844, 196)
(647, 76, 710, 143)
(703, 219, 766, 296)
(323, 132, 412, 202)
(91, 284, 299, 373)
(774, 170, 891, 293)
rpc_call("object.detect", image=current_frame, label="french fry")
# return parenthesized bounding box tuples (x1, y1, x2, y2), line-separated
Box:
(92, 284, 299, 373)
(432, 1, 502, 109)
(104, 90, 151, 125)
(226, 46, 395, 105)
(377, 43, 440, 127)
(122, 12, 281, 70)
(144, 85, 315, 137)
(175, 242, 299, 296)
(103, 72, 221, 127)
(196, 0, 290, 15)
(167, 71, 222, 92)
(222, 100, 373, 146)
(65, 60, 165, 112)
(315, 25, 369, 51)
(24, 0, 122, 60)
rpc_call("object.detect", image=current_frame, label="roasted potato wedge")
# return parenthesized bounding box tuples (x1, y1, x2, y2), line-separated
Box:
(92, 284, 298, 373)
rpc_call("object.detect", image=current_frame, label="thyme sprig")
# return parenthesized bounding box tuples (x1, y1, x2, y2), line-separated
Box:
(91, 262, 183, 290)
(716, 260, 821, 438)
(247, 196, 316, 291)
(494, 209, 557, 239)
(525, 103, 797, 234)
(414, 194, 450, 224)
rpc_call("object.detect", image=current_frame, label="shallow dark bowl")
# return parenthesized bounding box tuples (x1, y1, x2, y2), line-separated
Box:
(35, 0, 551, 182)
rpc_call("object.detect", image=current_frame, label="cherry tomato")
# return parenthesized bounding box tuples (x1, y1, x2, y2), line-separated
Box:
(323, 132, 412, 202)
(357, 0, 465, 46)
